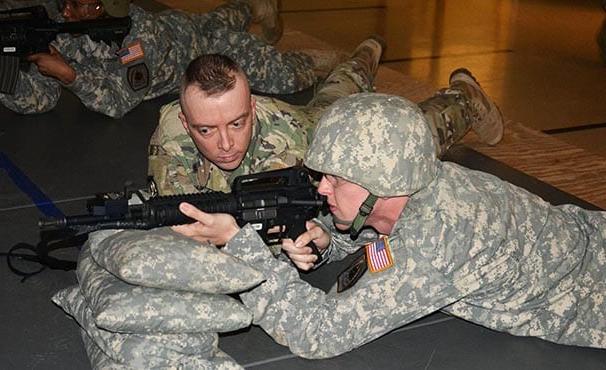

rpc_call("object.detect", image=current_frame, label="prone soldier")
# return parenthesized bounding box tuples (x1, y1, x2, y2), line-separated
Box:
(148, 37, 504, 199)
(0, 0, 318, 118)
(175, 92, 606, 357)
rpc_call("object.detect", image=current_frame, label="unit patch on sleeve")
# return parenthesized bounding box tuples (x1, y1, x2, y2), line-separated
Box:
(126, 63, 149, 91)
(365, 236, 394, 273)
(337, 250, 367, 293)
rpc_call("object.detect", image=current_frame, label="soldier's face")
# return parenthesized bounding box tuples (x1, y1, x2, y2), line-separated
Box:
(179, 75, 255, 171)
(317, 174, 408, 235)
(317, 175, 370, 231)
(61, 0, 104, 21)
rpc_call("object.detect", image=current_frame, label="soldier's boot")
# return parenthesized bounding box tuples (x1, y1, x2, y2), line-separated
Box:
(299, 48, 350, 78)
(248, 0, 283, 45)
(448, 68, 504, 145)
(349, 35, 386, 86)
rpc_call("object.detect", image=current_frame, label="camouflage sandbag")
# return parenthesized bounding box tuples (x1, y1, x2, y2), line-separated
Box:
(52, 285, 219, 368)
(80, 330, 130, 370)
(81, 329, 244, 370)
(88, 227, 265, 294)
(77, 244, 253, 334)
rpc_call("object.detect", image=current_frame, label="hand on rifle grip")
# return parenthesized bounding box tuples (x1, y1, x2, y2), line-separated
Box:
(281, 221, 329, 271)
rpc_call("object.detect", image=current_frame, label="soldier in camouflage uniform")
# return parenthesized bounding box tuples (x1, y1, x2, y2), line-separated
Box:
(174, 92, 606, 358)
(0, 0, 315, 118)
(148, 39, 503, 196)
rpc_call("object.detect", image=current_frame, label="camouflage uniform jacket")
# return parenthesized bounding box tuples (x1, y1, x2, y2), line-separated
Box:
(0, 2, 313, 118)
(148, 96, 317, 195)
(223, 161, 606, 358)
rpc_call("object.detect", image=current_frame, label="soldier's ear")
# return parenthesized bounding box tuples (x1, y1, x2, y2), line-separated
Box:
(178, 112, 191, 135)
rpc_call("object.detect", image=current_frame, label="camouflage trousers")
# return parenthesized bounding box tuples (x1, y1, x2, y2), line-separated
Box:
(307, 56, 474, 158)
(419, 89, 473, 157)
(302, 57, 376, 125)
(204, 0, 316, 94)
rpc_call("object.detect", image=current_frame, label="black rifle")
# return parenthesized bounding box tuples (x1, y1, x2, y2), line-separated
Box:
(0, 5, 131, 94)
(39, 167, 326, 261)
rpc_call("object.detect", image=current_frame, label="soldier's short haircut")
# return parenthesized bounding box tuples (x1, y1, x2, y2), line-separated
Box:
(180, 54, 246, 99)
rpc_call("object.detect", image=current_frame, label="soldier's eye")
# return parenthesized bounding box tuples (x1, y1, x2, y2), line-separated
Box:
(197, 127, 211, 135)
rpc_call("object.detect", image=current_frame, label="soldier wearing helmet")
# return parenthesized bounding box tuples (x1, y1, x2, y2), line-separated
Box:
(0, 0, 317, 118)
(173, 92, 606, 357)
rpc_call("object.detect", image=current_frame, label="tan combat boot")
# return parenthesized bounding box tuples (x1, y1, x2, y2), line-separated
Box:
(350, 36, 386, 83)
(248, 0, 283, 45)
(449, 68, 504, 145)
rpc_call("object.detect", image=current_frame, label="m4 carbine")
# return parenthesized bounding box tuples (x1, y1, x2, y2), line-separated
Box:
(0, 5, 131, 94)
(39, 167, 326, 261)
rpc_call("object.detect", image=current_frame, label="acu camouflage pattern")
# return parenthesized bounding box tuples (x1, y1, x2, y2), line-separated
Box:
(306, 93, 439, 197)
(52, 228, 260, 368)
(52, 286, 223, 368)
(0, 1, 314, 117)
(81, 329, 244, 370)
(148, 56, 376, 195)
(89, 228, 265, 293)
(220, 93, 606, 357)
(77, 242, 253, 334)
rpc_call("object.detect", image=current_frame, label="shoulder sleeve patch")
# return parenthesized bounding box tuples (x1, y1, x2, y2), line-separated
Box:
(126, 63, 149, 91)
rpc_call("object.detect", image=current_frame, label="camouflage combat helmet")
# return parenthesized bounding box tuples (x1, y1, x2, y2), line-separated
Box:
(100, 0, 130, 17)
(305, 93, 439, 237)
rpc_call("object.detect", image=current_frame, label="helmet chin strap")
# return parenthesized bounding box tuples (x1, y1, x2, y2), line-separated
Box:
(349, 194, 378, 240)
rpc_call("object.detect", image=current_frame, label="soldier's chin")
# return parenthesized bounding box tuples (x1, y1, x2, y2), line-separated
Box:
(332, 217, 353, 231)
(334, 223, 350, 231)
(215, 157, 243, 171)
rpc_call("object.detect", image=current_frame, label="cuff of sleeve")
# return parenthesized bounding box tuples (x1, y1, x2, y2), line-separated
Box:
(310, 216, 341, 264)
(62, 64, 86, 92)
(223, 224, 276, 267)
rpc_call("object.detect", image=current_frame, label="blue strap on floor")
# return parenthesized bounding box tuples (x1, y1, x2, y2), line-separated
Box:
(0, 151, 64, 218)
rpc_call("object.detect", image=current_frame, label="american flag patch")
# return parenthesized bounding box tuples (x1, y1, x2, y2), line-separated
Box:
(117, 40, 144, 65)
(365, 236, 394, 273)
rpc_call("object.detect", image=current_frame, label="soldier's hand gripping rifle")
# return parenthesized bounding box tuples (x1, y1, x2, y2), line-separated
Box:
(39, 167, 326, 262)
(0, 5, 131, 94)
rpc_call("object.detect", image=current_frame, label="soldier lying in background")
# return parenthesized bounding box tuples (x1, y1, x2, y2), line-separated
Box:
(0, 0, 318, 118)
(147, 41, 503, 198)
